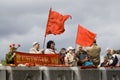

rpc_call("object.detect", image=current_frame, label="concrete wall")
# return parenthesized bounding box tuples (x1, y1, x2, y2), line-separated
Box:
(100, 67, 120, 80)
(0, 67, 6, 80)
(0, 66, 120, 80)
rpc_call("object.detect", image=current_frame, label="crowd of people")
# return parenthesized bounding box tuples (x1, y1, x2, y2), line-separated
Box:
(27, 39, 101, 67)
(100, 48, 120, 67)
(5, 40, 120, 67)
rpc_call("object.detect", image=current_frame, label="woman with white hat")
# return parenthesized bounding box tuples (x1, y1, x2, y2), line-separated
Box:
(64, 46, 78, 66)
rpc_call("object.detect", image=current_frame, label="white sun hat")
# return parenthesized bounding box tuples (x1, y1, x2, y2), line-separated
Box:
(67, 46, 74, 51)
(32, 41, 40, 46)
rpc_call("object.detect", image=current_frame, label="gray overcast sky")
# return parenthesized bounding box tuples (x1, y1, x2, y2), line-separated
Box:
(0, 0, 120, 61)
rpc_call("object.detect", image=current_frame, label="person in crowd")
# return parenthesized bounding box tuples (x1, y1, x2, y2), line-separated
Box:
(64, 46, 78, 66)
(100, 56, 108, 67)
(109, 49, 120, 66)
(116, 50, 120, 54)
(59, 48, 66, 64)
(76, 45, 93, 66)
(86, 39, 101, 66)
(6, 44, 20, 64)
(104, 48, 113, 64)
(72, 48, 79, 66)
(29, 41, 44, 54)
(45, 40, 58, 54)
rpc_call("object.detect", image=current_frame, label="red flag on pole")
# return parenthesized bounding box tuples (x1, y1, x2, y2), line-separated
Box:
(76, 24, 96, 46)
(45, 8, 71, 36)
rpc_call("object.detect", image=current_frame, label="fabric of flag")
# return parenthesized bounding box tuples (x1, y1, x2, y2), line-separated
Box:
(45, 8, 71, 36)
(76, 24, 96, 46)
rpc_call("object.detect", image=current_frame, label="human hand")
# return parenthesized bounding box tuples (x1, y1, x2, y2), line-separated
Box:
(85, 57, 89, 61)
(40, 49, 44, 54)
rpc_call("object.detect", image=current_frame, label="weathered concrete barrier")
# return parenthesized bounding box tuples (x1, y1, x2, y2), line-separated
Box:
(6, 66, 41, 80)
(41, 67, 101, 80)
(0, 67, 6, 80)
(100, 67, 120, 80)
(1, 66, 120, 80)
(40, 66, 73, 80)
(71, 67, 101, 80)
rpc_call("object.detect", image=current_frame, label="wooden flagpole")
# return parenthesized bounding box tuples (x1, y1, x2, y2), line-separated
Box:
(42, 36, 46, 49)
(74, 43, 77, 53)
(74, 25, 79, 53)
(42, 8, 52, 49)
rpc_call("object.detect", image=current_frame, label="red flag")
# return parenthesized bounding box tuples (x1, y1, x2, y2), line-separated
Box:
(76, 24, 96, 46)
(45, 8, 71, 36)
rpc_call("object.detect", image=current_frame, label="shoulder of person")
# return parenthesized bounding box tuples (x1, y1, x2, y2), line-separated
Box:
(113, 54, 120, 58)
(45, 49, 52, 53)
(29, 48, 35, 51)
(86, 47, 91, 52)
(76, 51, 80, 55)
(66, 53, 71, 56)
(97, 46, 101, 49)
(45, 49, 49, 52)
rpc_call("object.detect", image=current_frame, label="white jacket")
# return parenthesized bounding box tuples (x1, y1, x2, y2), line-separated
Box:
(64, 53, 78, 66)
(45, 49, 58, 54)
(29, 48, 42, 54)
(112, 54, 120, 66)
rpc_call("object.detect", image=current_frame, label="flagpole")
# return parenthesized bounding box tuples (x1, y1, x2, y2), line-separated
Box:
(42, 8, 52, 49)
(74, 25, 79, 53)
(74, 43, 77, 53)
(42, 35, 46, 49)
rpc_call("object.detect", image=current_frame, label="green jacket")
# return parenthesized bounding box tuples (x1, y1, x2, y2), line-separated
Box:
(6, 52, 14, 64)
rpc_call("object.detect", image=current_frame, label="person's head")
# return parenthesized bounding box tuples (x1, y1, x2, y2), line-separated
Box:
(60, 48, 66, 54)
(10, 47, 17, 54)
(90, 39, 97, 46)
(116, 50, 120, 54)
(78, 45, 83, 51)
(111, 49, 116, 55)
(32, 41, 40, 50)
(106, 48, 111, 54)
(46, 40, 55, 49)
(67, 46, 75, 54)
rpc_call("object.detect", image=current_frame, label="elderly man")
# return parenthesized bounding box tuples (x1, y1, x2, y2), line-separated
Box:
(64, 46, 78, 66)
(109, 49, 120, 66)
(29, 41, 44, 54)
(86, 40, 101, 66)
(76, 45, 88, 66)
(104, 48, 112, 65)
(76, 45, 93, 66)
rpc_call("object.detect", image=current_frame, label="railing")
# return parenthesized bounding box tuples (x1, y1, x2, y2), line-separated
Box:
(0, 66, 120, 80)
